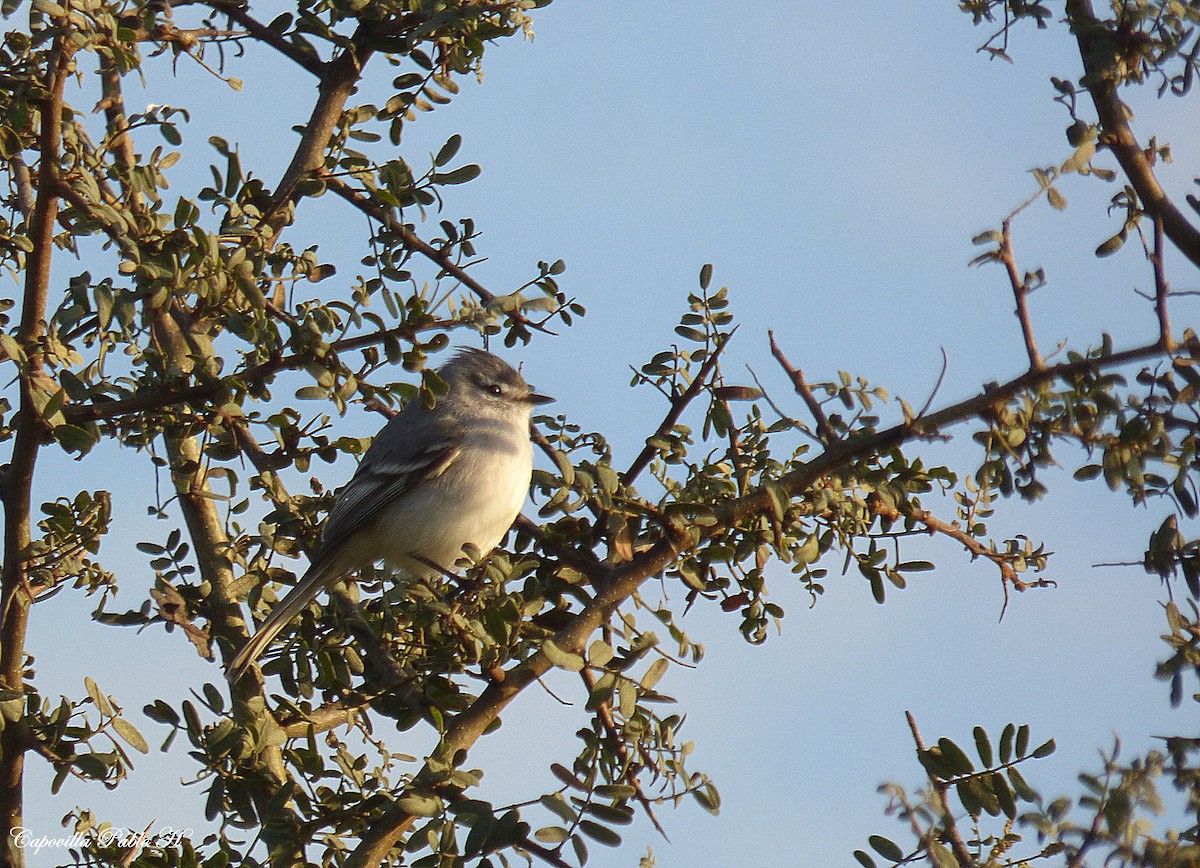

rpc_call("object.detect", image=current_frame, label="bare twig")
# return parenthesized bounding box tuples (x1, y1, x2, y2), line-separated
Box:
(199, 1, 325, 76)
(768, 330, 836, 441)
(998, 218, 1044, 370)
(868, 496, 1037, 593)
(916, 348, 950, 420)
(1150, 215, 1176, 351)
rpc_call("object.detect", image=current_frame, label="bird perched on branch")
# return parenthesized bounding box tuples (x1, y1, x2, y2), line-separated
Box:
(227, 348, 552, 681)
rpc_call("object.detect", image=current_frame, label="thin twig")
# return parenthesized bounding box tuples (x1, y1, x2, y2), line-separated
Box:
(61, 319, 426, 425)
(905, 711, 975, 868)
(621, 331, 733, 488)
(998, 218, 1044, 370)
(579, 668, 669, 840)
(322, 174, 496, 304)
(199, 1, 325, 76)
(768, 330, 836, 442)
(1151, 215, 1176, 351)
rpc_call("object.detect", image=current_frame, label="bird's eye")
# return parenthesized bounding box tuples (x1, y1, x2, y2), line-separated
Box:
(486, 383, 504, 397)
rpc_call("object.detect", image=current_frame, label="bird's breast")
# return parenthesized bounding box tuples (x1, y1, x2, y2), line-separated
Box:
(369, 434, 533, 576)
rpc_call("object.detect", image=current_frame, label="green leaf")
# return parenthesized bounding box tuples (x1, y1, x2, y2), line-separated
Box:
(112, 717, 149, 754)
(973, 726, 993, 767)
(577, 820, 621, 847)
(993, 772, 1017, 819)
(640, 658, 669, 690)
(1015, 724, 1030, 758)
(936, 737, 974, 775)
(691, 782, 720, 815)
(395, 793, 442, 817)
(1031, 738, 1056, 759)
(713, 385, 762, 402)
(999, 722, 1015, 763)
(1096, 233, 1125, 257)
(550, 762, 585, 791)
(542, 640, 585, 672)
(868, 835, 903, 862)
(435, 134, 462, 167)
(1007, 766, 1039, 802)
(673, 325, 707, 342)
(587, 640, 614, 667)
(533, 825, 569, 844)
(432, 164, 481, 185)
(853, 851, 877, 868)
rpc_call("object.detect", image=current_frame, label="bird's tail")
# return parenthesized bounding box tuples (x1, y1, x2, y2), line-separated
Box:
(226, 562, 333, 681)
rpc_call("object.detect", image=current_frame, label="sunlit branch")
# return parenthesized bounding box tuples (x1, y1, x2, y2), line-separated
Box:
(322, 174, 497, 304)
(259, 21, 376, 234)
(199, 1, 325, 76)
(0, 34, 70, 863)
(998, 217, 1044, 370)
(768, 329, 836, 442)
(620, 330, 731, 488)
(1066, 0, 1200, 269)
(1151, 216, 1176, 350)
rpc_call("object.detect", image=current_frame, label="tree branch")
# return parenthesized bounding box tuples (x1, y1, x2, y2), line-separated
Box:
(322, 174, 496, 303)
(1066, 0, 1200, 269)
(768, 329, 836, 442)
(0, 38, 69, 864)
(620, 331, 732, 488)
(998, 217, 1044, 370)
(905, 711, 975, 867)
(345, 332, 1189, 866)
(198, 2, 325, 76)
(1150, 215, 1176, 350)
(259, 22, 376, 234)
(61, 318, 428, 425)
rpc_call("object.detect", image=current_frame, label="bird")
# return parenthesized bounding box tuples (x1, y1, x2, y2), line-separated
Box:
(227, 348, 552, 680)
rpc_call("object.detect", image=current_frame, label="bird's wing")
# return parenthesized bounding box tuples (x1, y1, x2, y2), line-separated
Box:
(314, 431, 462, 562)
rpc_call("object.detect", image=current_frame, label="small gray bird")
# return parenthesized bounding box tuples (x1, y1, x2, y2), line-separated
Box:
(227, 349, 551, 680)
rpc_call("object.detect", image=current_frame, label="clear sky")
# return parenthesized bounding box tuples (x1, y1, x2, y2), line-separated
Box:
(19, 2, 1200, 866)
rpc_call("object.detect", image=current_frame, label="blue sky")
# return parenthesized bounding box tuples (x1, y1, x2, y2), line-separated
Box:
(19, 2, 1200, 865)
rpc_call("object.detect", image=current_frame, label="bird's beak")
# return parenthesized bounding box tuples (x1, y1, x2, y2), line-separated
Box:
(526, 391, 554, 405)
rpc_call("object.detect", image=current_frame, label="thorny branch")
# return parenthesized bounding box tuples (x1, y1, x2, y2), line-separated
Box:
(322, 173, 497, 304)
(768, 329, 836, 442)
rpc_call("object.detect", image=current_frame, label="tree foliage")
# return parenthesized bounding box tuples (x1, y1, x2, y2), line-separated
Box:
(0, 0, 1197, 866)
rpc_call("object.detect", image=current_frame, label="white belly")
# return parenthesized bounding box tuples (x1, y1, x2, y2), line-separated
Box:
(364, 437, 532, 577)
